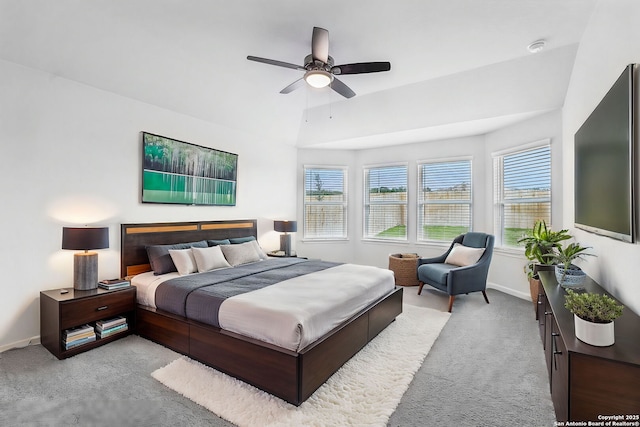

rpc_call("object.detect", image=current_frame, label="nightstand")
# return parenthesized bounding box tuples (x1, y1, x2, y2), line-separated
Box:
(40, 286, 136, 359)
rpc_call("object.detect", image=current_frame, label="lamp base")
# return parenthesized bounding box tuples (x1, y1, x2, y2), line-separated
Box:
(74, 252, 98, 290)
(280, 234, 292, 257)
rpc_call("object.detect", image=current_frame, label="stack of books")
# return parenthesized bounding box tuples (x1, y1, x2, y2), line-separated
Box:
(98, 279, 130, 290)
(63, 324, 96, 350)
(95, 316, 128, 339)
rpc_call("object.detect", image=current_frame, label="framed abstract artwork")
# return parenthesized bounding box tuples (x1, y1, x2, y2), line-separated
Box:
(142, 132, 238, 206)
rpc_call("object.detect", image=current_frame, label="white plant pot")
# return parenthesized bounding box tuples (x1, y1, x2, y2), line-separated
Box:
(574, 314, 615, 347)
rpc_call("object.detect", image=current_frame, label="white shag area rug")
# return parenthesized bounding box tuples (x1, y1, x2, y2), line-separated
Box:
(152, 304, 450, 427)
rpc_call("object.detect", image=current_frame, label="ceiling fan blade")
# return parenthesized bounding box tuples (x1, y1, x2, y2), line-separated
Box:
(331, 62, 391, 75)
(280, 78, 306, 94)
(330, 77, 356, 99)
(311, 27, 329, 63)
(247, 55, 305, 71)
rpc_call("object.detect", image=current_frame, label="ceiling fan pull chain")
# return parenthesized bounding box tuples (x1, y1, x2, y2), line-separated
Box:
(304, 88, 310, 123)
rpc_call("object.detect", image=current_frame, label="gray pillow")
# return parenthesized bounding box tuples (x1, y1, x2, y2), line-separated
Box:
(207, 239, 231, 246)
(220, 241, 262, 266)
(146, 240, 208, 275)
(229, 236, 268, 260)
(228, 236, 255, 244)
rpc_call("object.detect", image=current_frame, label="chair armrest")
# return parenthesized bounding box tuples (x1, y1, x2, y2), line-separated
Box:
(418, 253, 448, 265)
(448, 261, 491, 294)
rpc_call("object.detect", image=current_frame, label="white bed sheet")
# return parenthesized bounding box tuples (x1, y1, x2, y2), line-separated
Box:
(131, 271, 179, 308)
(218, 263, 395, 352)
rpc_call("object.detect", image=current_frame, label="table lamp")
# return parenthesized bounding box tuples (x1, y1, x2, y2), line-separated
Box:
(62, 227, 109, 290)
(274, 220, 297, 256)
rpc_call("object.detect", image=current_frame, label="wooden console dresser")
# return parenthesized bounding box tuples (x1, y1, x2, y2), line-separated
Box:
(537, 271, 640, 422)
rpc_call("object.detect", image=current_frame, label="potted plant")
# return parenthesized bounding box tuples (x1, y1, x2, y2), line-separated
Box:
(564, 289, 623, 346)
(547, 242, 595, 288)
(517, 221, 571, 309)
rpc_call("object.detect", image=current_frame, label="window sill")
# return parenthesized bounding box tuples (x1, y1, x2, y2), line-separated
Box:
(415, 240, 451, 249)
(301, 238, 349, 243)
(361, 238, 409, 245)
(493, 246, 526, 258)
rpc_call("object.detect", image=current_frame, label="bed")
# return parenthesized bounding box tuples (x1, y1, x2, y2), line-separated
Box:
(121, 219, 403, 406)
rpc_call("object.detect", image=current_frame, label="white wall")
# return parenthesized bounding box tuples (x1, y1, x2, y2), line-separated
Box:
(0, 59, 297, 351)
(485, 111, 564, 298)
(296, 149, 358, 263)
(351, 135, 487, 268)
(561, 0, 640, 315)
(297, 110, 564, 300)
(297, 137, 485, 267)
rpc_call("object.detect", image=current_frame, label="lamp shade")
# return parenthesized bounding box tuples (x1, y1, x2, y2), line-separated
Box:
(274, 220, 297, 233)
(62, 227, 109, 250)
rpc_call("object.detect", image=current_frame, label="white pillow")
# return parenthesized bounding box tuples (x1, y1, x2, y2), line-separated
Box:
(249, 239, 269, 260)
(168, 248, 198, 275)
(191, 245, 231, 272)
(444, 243, 485, 267)
(220, 241, 262, 266)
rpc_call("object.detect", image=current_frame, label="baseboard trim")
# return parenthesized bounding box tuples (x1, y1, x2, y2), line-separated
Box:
(0, 335, 40, 354)
(487, 282, 530, 301)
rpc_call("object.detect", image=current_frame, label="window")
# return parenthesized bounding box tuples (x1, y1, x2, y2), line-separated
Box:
(303, 166, 348, 239)
(418, 159, 472, 242)
(363, 164, 408, 240)
(493, 142, 551, 247)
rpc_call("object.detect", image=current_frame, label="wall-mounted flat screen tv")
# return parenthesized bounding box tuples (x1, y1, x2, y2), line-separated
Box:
(142, 132, 238, 206)
(574, 64, 636, 243)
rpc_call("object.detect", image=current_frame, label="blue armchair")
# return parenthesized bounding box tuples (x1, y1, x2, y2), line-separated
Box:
(417, 232, 494, 312)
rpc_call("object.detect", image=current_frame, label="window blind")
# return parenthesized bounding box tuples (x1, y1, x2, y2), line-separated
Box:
(363, 165, 407, 240)
(494, 144, 551, 247)
(418, 159, 472, 241)
(303, 166, 348, 239)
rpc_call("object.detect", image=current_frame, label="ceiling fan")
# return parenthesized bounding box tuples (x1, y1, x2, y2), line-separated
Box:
(247, 27, 391, 99)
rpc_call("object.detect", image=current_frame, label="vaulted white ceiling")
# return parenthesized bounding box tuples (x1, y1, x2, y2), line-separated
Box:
(0, 0, 597, 149)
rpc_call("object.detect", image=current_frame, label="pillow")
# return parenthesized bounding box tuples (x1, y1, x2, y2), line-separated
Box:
(220, 241, 262, 266)
(249, 239, 269, 260)
(168, 249, 198, 276)
(229, 236, 255, 244)
(229, 236, 268, 260)
(207, 239, 230, 247)
(192, 245, 231, 272)
(146, 240, 208, 275)
(444, 243, 485, 267)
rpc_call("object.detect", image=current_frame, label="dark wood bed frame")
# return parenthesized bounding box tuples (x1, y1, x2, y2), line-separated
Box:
(121, 219, 403, 406)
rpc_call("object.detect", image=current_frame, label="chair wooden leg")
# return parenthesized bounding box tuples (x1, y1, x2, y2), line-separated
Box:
(482, 290, 490, 304)
(418, 282, 425, 295)
(447, 295, 455, 313)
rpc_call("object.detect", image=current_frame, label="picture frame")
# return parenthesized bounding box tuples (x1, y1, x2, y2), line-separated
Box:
(141, 132, 238, 206)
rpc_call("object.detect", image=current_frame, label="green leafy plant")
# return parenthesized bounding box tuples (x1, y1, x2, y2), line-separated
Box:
(564, 289, 624, 323)
(546, 242, 595, 282)
(517, 221, 571, 278)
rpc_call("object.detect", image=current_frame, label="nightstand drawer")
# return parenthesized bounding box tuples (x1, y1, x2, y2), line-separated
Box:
(60, 289, 135, 329)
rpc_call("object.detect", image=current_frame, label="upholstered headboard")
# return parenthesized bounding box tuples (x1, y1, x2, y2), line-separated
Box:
(120, 219, 258, 277)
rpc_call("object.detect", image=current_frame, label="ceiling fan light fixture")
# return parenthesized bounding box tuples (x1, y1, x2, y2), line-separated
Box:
(304, 70, 333, 88)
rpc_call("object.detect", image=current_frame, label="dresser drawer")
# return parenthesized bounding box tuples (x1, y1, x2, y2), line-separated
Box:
(60, 288, 135, 329)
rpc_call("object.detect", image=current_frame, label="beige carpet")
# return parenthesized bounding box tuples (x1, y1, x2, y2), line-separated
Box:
(152, 304, 450, 427)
